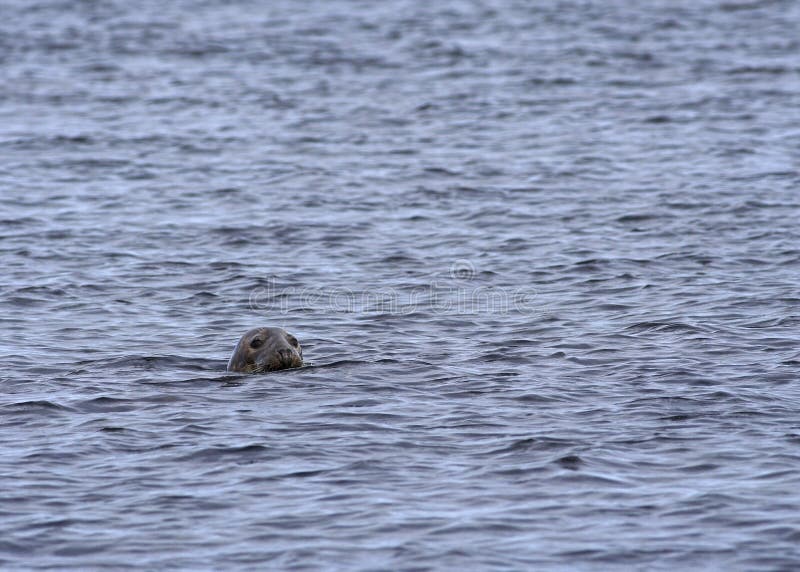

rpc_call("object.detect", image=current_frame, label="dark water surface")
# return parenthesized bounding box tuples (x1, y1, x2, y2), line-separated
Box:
(2, 0, 800, 569)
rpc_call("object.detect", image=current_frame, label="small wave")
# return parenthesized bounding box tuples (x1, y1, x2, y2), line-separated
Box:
(3, 400, 72, 412)
(75, 397, 136, 413)
(624, 321, 710, 334)
(176, 444, 272, 463)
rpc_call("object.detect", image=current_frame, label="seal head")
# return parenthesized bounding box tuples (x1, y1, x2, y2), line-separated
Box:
(227, 327, 303, 373)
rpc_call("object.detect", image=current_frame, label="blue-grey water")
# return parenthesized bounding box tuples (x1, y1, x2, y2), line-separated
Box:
(2, 0, 800, 569)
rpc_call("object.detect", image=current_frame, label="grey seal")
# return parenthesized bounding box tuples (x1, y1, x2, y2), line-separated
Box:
(227, 327, 303, 373)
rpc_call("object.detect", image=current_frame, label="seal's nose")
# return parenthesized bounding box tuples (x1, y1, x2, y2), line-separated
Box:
(277, 348, 297, 367)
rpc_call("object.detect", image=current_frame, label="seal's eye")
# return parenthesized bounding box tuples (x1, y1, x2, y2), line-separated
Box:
(287, 336, 299, 347)
(250, 338, 263, 349)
